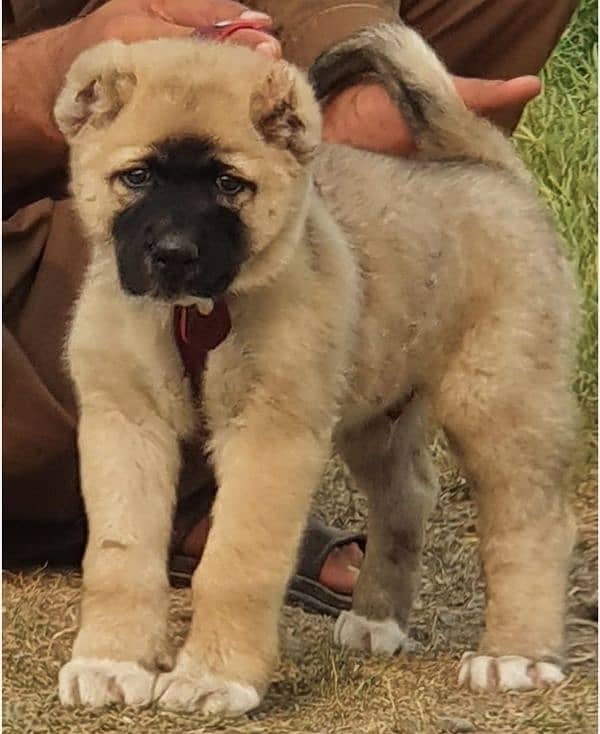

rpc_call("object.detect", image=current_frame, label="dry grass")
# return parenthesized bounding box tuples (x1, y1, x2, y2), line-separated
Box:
(3, 456, 596, 734)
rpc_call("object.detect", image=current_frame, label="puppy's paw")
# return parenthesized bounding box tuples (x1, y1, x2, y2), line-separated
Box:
(334, 610, 409, 655)
(458, 652, 565, 692)
(155, 654, 260, 716)
(58, 657, 157, 707)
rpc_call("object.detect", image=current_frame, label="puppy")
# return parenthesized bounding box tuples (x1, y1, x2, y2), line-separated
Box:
(55, 23, 578, 715)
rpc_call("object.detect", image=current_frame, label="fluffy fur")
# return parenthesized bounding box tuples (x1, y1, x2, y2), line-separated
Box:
(54, 23, 578, 715)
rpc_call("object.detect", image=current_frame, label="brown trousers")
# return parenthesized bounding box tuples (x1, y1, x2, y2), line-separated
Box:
(3, 0, 579, 561)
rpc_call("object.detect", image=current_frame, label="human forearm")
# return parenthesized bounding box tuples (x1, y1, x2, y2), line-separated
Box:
(3, 26, 70, 196)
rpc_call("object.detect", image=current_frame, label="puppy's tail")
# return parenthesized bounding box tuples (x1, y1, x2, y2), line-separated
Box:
(309, 22, 529, 180)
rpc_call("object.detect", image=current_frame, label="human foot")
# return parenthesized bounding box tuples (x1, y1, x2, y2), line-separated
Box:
(318, 539, 362, 594)
(174, 515, 364, 598)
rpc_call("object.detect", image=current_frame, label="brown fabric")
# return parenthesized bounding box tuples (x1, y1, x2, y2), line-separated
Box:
(256, 0, 399, 68)
(3, 0, 578, 563)
(3, 201, 83, 420)
(2, 0, 84, 39)
(3, 200, 85, 558)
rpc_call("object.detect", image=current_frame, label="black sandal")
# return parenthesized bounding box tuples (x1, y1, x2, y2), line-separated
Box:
(169, 515, 365, 619)
(285, 516, 366, 617)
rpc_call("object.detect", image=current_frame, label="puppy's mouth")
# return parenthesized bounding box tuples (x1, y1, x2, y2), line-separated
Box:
(173, 294, 216, 315)
(147, 257, 235, 302)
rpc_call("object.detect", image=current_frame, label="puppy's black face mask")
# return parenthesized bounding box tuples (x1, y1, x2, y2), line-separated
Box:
(112, 138, 250, 301)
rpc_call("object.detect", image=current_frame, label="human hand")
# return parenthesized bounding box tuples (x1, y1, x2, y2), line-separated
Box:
(322, 75, 542, 155)
(3, 0, 280, 194)
(47, 0, 280, 103)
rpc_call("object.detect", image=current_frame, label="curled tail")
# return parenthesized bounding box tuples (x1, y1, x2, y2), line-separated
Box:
(309, 22, 529, 181)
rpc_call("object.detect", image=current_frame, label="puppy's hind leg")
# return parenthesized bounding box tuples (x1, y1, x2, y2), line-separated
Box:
(434, 314, 577, 693)
(335, 397, 438, 655)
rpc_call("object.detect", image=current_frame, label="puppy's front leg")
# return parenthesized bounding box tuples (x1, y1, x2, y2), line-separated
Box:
(157, 410, 330, 715)
(59, 403, 180, 707)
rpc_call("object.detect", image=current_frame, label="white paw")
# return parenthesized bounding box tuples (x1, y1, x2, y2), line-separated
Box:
(155, 654, 260, 715)
(458, 653, 565, 692)
(334, 610, 409, 655)
(58, 657, 157, 707)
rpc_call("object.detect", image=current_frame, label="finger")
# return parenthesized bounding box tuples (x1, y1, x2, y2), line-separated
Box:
(323, 84, 415, 156)
(147, 0, 271, 28)
(103, 16, 279, 55)
(224, 29, 281, 58)
(455, 75, 541, 114)
(104, 15, 193, 42)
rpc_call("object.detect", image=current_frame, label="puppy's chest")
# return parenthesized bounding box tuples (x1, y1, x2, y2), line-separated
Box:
(200, 296, 352, 433)
(108, 303, 196, 434)
(201, 336, 252, 428)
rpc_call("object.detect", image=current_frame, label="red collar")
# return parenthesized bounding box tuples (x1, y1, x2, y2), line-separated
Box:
(174, 301, 231, 391)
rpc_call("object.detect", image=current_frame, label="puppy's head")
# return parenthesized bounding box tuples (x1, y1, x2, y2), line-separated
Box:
(54, 39, 321, 302)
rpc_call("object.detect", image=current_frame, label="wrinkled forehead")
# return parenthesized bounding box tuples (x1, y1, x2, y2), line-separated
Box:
(90, 75, 267, 174)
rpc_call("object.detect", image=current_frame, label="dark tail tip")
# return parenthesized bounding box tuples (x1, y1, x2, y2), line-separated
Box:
(309, 39, 432, 134)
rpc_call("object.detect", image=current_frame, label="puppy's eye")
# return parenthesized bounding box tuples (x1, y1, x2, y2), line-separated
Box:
(120, 168, 152, 188)
(216, 175, 245, 196)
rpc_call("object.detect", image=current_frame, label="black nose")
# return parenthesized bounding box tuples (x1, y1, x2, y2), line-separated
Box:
(151, 235, 199, 268)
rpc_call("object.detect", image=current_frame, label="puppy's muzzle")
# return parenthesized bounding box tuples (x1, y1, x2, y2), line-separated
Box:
(147, 233, 203, 295)
(151, 234, 199, 271)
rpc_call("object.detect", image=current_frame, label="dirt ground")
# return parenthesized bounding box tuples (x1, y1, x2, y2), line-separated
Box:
(3, 452, 597, 734)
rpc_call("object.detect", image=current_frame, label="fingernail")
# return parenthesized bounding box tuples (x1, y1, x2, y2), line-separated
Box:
(347, 564, 361, 578)
(240, 10, 271, 22)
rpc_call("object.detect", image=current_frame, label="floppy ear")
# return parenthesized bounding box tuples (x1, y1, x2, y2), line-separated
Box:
(250, 61, 321, 162)
(54, 41, 137, 141)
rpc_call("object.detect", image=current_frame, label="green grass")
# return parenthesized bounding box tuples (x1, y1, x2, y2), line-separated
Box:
(514, 0, 598, 428)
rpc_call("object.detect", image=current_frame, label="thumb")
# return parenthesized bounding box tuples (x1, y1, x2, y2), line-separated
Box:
(454, 75, 542, 114)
